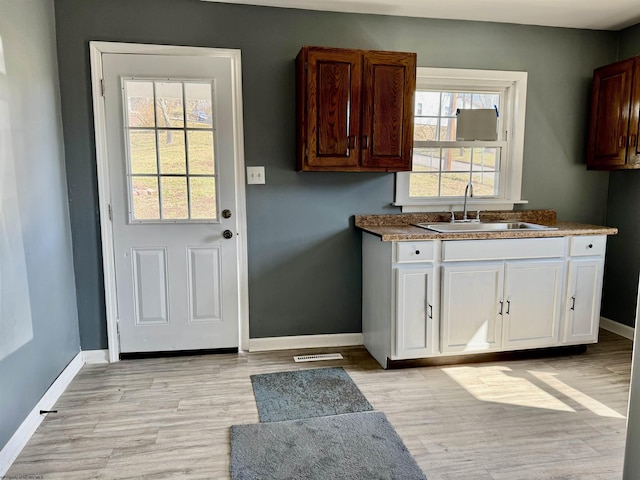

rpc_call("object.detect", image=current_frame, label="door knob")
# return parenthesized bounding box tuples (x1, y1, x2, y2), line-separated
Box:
(222, 209, 232, 219)
(223, 230, 233, 239)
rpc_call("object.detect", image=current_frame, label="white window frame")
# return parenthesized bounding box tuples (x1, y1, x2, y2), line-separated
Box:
(395, 67, 528, 213)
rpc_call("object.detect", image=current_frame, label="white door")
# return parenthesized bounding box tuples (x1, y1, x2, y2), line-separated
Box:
(564, 258, 603, 344)
(502, 260, 564, 349)
(395, 265, 435, 359)
(441, 262, 504, 353)
(102, 53, 241, 353)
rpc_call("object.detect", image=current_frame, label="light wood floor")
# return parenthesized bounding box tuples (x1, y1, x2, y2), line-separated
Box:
(8, 329, 632, 480)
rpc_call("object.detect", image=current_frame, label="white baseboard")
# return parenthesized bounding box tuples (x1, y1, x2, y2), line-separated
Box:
(82, 349, 110, 364)
(249, 333, 364, 352)
(601, 317, 635, 340)
(0, 352, 84, 476)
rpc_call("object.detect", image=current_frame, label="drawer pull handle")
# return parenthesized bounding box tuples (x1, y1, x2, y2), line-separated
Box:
(506, 300, 511, 315)
(620, 135, 627, 148)
(415, 250, 420, 255)
(499, 301, 504, 315)
(570, 296, 576, 311)
(428, 304, 433, 319)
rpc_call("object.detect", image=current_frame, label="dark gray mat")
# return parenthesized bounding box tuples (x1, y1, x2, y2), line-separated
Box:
(250, 367, 373, 422)
(230, 411, 427, 480)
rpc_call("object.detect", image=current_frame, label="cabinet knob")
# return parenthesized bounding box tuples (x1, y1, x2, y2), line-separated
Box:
(415, 250, 420, 255)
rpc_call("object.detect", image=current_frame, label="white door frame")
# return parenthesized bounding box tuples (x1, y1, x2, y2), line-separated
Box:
(89, 41, 250, 362)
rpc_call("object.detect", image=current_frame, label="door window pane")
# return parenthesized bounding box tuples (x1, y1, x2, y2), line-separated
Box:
(158, 130, 186, 174)
(161, 177, 188, 219)
(126, 81, 155, 127)
(129, 130, 157, 174)
(132, 177, 160, 220)
(188, 131, 215, 174)
(156, 82, 184, 128)
(123, 78, 218, 222)
(190, 177, 217, 219)
(185, 83, 213, 128)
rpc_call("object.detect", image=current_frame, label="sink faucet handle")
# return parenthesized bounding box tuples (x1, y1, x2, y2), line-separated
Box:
(450, 210, 456, 222)
(476, 210, 482, 222)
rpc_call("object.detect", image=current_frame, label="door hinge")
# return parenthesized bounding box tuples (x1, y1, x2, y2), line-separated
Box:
(100, 79, 105, 97)
(108, 204, 113, 221)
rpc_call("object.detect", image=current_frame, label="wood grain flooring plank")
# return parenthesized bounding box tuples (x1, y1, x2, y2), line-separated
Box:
(6, 331, 631, 479)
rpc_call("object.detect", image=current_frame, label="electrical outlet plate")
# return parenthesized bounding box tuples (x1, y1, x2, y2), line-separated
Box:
(247, 166, 265, 184)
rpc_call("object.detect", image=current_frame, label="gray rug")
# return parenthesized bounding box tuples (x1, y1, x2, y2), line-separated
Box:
(250, 367, 373, 422)
(230, 411, 427, 480)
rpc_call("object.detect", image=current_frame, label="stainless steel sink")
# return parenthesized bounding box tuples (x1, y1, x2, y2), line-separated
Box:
(414, 221, 558, 233)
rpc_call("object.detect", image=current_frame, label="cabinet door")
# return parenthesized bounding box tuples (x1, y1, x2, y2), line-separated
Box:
(502, 260, 564, 349)
(395, 266, 435, 359)
(360, 51, 416, 171)
(564, 258, 603, 344)
(587, 58, 634, 169)
(628, 59, 640, 164)
(304, 48, 362, 169)
(441, 263, 503, 353)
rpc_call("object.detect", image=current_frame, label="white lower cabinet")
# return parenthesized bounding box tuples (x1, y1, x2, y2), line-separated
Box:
(441, 259, 564, 353)
(563, 258, 604, 344)
(362, 233, 608, 369)
(502, 260, 564, 349)
(441, 262, 503, 353)
(395, 266, 435, 358)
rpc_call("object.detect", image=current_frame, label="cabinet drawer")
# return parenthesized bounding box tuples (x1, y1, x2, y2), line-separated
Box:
(395, 241, 435, 263)
(569, 235, 606, 257)
(442, 237, 565, 262)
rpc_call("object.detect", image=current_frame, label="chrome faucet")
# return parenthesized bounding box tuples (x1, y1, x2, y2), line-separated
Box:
(463, 182, 474, 221)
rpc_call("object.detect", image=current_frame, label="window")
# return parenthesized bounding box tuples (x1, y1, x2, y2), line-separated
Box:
(395, 68, 528, 212)
(123, 78, 218, 223)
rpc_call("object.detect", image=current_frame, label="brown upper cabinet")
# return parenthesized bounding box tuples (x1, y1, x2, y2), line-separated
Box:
(587, 57, 640, 170)
(296, 46, 417, 172)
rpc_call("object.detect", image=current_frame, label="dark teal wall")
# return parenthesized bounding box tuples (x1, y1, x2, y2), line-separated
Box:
(53, 0, 617, 347)
(0, 0, 80, 451)
(601, 23, 640, 327)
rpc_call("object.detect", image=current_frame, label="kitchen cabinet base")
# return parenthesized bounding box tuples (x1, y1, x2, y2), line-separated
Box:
(383, 343, 588, 369)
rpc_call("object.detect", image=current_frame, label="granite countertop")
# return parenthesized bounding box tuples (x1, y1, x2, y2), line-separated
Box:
(354, 210, 618, 242)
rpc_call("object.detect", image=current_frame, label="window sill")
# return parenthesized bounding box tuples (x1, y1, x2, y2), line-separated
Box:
(394, 199, 529, 213)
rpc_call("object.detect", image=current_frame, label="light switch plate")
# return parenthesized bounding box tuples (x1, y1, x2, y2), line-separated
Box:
(247, 166, 265, 185)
